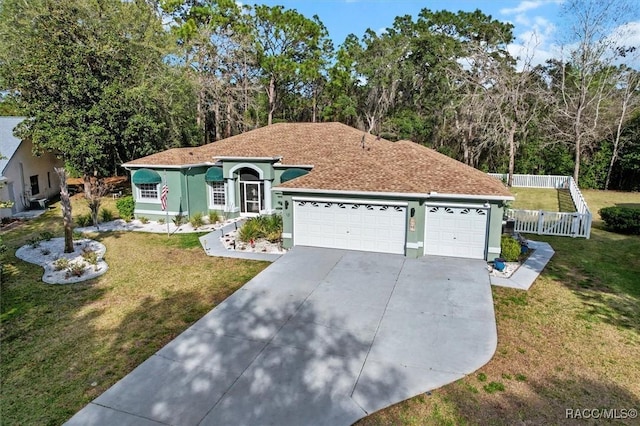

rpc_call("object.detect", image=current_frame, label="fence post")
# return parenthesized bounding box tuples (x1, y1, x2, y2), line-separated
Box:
(537, 210, 544, 235)
(572, 213, 579, 237)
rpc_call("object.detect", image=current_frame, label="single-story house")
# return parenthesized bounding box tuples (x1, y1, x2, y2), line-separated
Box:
(123, 123, 513, 260)
(0, 116, 63, 218)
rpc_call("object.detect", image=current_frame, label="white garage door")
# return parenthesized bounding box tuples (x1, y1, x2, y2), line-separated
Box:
(294, 199, 407, 254)
(424, 205, 488, 259)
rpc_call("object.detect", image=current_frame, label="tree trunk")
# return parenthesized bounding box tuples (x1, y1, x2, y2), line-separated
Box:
(605, 91, 629, 190)
(225, 99, 232, 138)
(507, 125, 516, 187)
(267, 76, 276, 125)
(55, 167, 74, 253)
(213, 102, 221, 141)
(573, 131, 581, 185)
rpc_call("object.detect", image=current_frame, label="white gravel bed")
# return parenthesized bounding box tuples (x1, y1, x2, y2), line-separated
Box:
(15, 237, 108, 284)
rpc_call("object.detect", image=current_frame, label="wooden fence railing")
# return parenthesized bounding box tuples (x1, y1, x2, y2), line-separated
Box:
(488, 173, 592, 239)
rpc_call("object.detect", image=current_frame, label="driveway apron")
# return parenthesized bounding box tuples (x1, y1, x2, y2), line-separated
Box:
(66, 247, 496, 426)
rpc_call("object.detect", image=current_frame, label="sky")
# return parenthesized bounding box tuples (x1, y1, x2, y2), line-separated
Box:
(253, 0, 640, 68)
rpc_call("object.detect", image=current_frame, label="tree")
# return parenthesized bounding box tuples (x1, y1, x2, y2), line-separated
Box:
(162, 0, 259, 141)
(251, 5, 332, 125)
(605, 66, 640, 189)
(0, 0, 198, 225)
(545, 0, 638, 185)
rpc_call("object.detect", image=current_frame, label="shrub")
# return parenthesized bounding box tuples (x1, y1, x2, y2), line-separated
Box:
(500, 235, 521, 262)
(157, 218, 165, 225)
(100, 208, 114, 222)
(82, 248, 98, 264)
(67, 261, 86, 277)
(75, 214, 92, 227)
(116, 196, 135, 221)
(72, 230, 84, 240)
(139, 216, 149, 224)
(238, 218, 261, 242)
(260, 214, 283, 235)
(238, 215, 283, 242)
(39, 231, 54, 241)
(266, 230, 282, 244)
(173, 214, 185, 226)
(190, 212, 204, 229)
(208, 211, 220, 224)
(53, 257, 70, 271)
(27, 236, 42, 248)
(599, 206, 640, 235)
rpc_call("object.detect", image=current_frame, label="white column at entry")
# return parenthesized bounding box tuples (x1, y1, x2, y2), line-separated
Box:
(226, 178, 236, 211)
(263, 179, 272, 213)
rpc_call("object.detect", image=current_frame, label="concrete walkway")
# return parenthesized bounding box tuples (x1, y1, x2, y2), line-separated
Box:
(198, 220, 282, 262)
(66, 247, 496, 426)
(490, 240, 555, 290)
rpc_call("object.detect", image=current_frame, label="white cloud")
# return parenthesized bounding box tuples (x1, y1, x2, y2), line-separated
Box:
(500, 0, 564, 16)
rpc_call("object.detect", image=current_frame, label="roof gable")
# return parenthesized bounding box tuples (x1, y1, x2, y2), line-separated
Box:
(0, 117, 26, 175)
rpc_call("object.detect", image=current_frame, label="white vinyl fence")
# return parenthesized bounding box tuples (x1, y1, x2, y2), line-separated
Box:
(489, 173, 592, 239)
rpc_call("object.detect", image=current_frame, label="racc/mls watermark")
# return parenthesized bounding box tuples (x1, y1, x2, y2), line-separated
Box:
(566, 408, 637, 420)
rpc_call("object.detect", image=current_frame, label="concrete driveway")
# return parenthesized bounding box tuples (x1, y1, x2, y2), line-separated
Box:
(66, 247, 496, 426)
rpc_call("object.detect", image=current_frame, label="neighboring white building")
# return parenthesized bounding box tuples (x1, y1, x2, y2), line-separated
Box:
(0, 117, 64, 218)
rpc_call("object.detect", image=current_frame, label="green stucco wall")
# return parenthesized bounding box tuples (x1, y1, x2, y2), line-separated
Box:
(184, 166, 208, 218)
(130, 168, 185, 221)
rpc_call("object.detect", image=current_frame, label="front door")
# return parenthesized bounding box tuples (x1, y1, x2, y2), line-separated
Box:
(238, 168, 263, 216)
(241, 182, 262, 214)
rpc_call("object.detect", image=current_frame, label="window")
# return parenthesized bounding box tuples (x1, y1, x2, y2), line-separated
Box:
(137, 183, 158, 200)
(209, 182, 226, 207)
(30, 175, 40, 196)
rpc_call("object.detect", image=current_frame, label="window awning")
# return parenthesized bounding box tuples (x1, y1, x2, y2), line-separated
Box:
(280, 168, 309, 183)
(132, 168, 161, 184)
(205, 166, 224, 182)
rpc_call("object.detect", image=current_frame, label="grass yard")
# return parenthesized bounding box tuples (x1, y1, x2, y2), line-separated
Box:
(0, 198, 269, 425)
(510, 187, 576, 212)
(2, 189, 639, 425)
(359, 190, 640, 425)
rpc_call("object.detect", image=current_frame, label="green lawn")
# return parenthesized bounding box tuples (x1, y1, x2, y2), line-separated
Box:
(2, 190, 639, 425)
(0, 197, 269, 425)
(510, 187, 576, 212)
(359, 190, 640, 425)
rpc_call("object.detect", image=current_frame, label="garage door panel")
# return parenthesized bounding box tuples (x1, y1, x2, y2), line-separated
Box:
(425, 206, 488, 260)
(294, 200, 406, 255)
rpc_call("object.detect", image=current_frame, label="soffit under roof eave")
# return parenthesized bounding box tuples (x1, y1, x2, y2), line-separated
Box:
(273, 186, 514, 201)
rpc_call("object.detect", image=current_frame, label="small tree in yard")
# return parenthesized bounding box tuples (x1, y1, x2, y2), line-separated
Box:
(84, 175, 111, 229)
(55, 167, 74, 253)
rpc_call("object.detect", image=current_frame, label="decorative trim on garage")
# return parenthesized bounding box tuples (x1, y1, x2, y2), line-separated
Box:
(282, 232, 292, 239)
(488, 246, 501, 253)
(292, 196, 407, 207)
(294, 200, 405, 212)
(425, 201, 488, 209)
(406, 242, 420, 249)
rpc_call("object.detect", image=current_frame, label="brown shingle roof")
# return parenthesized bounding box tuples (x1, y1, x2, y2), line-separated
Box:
(124, 122, 511, 198)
